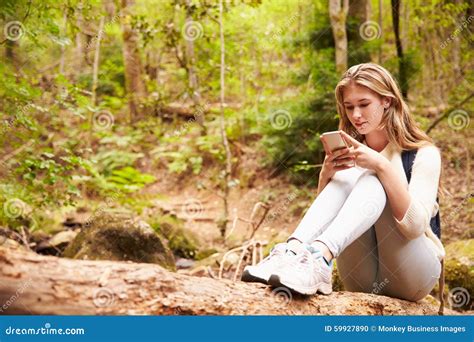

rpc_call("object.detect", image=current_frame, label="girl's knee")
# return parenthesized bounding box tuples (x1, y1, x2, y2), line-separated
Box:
(382, 273, 440, 302)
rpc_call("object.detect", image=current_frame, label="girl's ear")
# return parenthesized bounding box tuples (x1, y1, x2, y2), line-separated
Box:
(382, 97, 391, 109)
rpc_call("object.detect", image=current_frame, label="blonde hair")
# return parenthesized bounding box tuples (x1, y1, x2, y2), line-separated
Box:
(335, 63, 444, 197)
(335, 63, 433, 151)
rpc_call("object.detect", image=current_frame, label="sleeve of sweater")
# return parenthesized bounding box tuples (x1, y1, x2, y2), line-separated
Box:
(393, 145, 441, 240)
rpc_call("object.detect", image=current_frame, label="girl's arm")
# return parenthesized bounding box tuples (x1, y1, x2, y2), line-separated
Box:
(376, 146, 441, 239)
(375, 158, 411, 221)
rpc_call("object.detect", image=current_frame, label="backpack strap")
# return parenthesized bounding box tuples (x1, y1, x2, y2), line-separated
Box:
(401, 149, 441, 238)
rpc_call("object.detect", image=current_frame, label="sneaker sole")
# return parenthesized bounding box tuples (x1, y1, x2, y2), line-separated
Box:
(268, 275, 332, 295)
(241, 270, 268, 285)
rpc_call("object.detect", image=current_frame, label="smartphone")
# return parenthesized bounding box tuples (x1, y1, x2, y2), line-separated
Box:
(320, 131, 348, 154)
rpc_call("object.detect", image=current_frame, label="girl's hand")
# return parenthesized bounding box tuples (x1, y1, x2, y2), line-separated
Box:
(320, 140, 355, 180)
(340, 131, 385, 172)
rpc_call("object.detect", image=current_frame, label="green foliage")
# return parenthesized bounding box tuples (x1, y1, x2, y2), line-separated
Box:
(0, 0, 471, 269)
(107, 166, 156, 192)
(93, 149, 144, 175)
(260, 90, 338, 184)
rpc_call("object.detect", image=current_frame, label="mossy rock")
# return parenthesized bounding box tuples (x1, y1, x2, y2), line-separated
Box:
(444, 239, 473, 310)
(432, 239, 473, 311)
(149, 214, 201, 260)
(63, 214, 175, 271)
(195, 248, 219, 261)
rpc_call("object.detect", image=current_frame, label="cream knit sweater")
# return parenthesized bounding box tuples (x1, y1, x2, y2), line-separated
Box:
(376, 141, 445, 261)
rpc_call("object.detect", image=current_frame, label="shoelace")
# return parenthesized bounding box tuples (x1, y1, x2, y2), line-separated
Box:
(290, 251, 323, 273)
(260, 246, 284, 265)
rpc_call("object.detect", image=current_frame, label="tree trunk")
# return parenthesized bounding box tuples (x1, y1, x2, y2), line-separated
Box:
(184, 0, 205, 131)
(5, 40, 19, 74)
(391, 0, 408, 98)
(0, 247, 455, 315)
(74, 1, 87, 76)
(348, 0, 372, 62)
(59, 11, 68, 75)
(120, 0, 147, 122)
(91, 17, 105, 106)
(378, 0, 383, 63)
(329, 0, 349, 75)
(349, 0, 371, 26)
(451, 0, 462, 82)
(217, 0, 232, 238)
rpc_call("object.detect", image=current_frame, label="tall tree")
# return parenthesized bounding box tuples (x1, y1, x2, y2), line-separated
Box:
(391, 0, 408, 98)
(378, 0, 383, 63)
(348, 0, 372, 63)
(91, 17, 105, 106)
(329, 0, 349, 74)
(120, 0, 147, 122)
(218, 0, 232, 239)
(74, 1, 87, 76)
(184, 0, 205, 131)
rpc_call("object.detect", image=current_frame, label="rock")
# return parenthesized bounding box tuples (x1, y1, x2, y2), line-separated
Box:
(442, 239, 473, 310)
(0, 238, 26, 250)
(30, 230, 51, 245)
(36, 230, 79, 255)
(195, 248, 218, 261)
(63, 214, 175, 271)
(150, 215, 200, 259)
(176, 257, 195, 269)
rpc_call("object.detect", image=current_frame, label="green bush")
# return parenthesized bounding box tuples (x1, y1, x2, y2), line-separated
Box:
(260, 90, 338, 185)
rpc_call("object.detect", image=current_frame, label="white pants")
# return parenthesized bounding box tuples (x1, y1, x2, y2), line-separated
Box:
(288, 167, 441, 301)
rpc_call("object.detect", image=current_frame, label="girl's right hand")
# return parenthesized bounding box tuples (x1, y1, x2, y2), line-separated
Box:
(320, 146, 355, 180)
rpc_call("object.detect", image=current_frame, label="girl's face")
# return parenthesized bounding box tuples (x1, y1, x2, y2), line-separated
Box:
(342, 83, 390, 135)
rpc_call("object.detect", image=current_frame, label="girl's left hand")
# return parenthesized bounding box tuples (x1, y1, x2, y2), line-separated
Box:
(340, 131, 386, 172)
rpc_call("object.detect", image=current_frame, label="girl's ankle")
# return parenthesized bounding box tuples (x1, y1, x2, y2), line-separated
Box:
(310, 240, 334, 262)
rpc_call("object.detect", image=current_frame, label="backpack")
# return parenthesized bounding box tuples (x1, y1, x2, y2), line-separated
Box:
(401, 149, 445, 315)
(401, 149, 441, 238)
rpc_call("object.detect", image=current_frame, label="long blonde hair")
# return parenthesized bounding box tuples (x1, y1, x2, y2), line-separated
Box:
(335, 63, 433, 151)
(335, 63, 444, 197)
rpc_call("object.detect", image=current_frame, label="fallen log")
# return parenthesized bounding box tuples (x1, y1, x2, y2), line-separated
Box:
(0, 247, 456, 315)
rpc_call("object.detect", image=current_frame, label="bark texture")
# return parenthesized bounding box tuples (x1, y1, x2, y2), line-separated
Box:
(0, 247, 456, 316)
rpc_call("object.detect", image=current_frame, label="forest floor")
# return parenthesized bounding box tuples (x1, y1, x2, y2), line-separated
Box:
(144, 121, 472, 253)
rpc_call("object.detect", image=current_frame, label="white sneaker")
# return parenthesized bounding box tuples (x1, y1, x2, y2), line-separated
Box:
(241, 243, 288, 284)
(268, 247, 333, 295)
